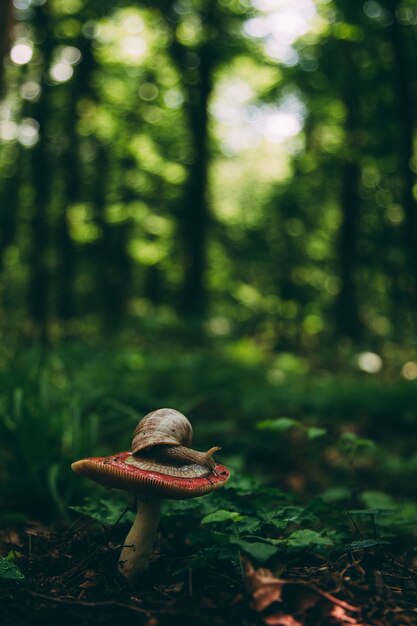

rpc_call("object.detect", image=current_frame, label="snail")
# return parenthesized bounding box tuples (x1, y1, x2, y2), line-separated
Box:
(72, 407, 230, 582)
(125, 408, 221, 478)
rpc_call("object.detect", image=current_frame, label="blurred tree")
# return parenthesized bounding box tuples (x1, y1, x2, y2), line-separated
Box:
(0, 0, 13, 96)
(1, 0, 417, 350)
(332, 3, 363, 339)
(154, 0, 248, 318)
(0, 0, 16, 273)
(0, 146, 21, 272)
(168, 2, 215, 318)
(27, 3, 54, 341)
(385, 0, 417, 312)
(56, 34, 95, 322)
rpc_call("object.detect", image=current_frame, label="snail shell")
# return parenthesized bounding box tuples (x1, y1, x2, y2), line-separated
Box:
(132, 408, 192, 454)
(128, 408, 220, 478)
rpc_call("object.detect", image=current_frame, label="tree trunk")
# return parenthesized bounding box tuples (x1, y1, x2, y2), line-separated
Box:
(57, 119, 77, 321)
(178, 51, 211, 317)
(57, 36, 94, 321)
(91, 142, 130, 329)
(167, 2, 215, 319)
(0, 148, 21, 270)
(334, 41, 362, 339)
(0, 0, 13, 97)
(386, 1, 417, 310)
(27, 5, 53, 341)
(336, 158, 362, 338)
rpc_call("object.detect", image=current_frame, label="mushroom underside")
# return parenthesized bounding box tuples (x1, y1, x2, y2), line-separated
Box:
(71, 452, 230, 499)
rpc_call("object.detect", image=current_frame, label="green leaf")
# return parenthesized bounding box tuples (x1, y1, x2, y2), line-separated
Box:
(287, 529, 334, 549)
(348, 509, 397, 517)
(320, 487, 352, 503)
(69, 498, 132, 525)
(361, 491, 396, 510)
(307, 427, 327, 440)
(261, 506, 317, 529)
(232, 538, 279, 563)
(257, 417, 299, 432)
(339, 432, 376, 450)
(187, 544, 241, 570)
(336, 539, 390, 551)
(201, 509, 247, 525)
(163, 499, 205, 516)
(0, 556, 25, 581)
(356, 437, 376, 450)
(236, 516, 262, 533)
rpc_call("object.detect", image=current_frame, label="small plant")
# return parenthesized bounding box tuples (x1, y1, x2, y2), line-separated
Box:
(70, 474, 353, 573)
(0, 556, 25, 581)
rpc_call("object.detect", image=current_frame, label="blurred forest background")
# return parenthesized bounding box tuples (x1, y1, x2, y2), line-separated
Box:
(2, 0, 417, 530)
(2, 0, 417, 349)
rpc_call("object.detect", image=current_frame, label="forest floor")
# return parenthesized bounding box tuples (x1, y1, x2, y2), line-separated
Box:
(1, 519, 417, 626)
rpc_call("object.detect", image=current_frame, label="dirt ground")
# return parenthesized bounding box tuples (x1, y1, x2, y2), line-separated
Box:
(1, 519, 417, 626)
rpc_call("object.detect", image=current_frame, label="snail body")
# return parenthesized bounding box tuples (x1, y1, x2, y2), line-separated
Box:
(127, 408, 220, 478)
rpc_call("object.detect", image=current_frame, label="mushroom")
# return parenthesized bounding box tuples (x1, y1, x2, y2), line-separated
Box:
(71, 408, 230, 584)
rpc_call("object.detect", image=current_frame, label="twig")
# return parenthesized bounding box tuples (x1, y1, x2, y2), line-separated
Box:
(28, 590, 149, 614)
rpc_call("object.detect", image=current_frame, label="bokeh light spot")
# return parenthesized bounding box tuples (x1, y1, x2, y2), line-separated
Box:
(18, 118, 40, 147)
(10, 42, 33, 65)
(164, 89, 184, 109)
(357, 352, 382, 374)
(61, 46, 82, 65)
(20, 81, 41, 100)
(0, 121, 18, 142)
(50, 62, 74, 83)
(401, 361, 417, 380)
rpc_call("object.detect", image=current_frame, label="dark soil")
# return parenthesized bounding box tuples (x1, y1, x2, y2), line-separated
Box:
(1, 519, 417, 626)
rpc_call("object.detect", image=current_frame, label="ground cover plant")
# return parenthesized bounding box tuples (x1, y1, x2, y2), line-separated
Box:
(2, 337, 417, 625)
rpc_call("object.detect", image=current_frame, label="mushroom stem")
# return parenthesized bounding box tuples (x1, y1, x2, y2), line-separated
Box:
(118, 496, 161, 583)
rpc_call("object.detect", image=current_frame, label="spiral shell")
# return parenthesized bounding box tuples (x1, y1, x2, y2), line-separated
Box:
(130, 408, 220, 478)
(132, 408, 193, 455)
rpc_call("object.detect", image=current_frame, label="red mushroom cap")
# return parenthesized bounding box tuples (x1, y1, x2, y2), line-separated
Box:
(71, 451, 230, 499)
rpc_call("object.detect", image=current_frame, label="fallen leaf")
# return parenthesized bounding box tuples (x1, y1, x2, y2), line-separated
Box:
(265, 613, 303, 626)
(242, 556, 367, 626)
(0, 530, 23, 547)
(79, 580, 97, 589)
(159, 581, 184, 594)
(25, 521, 54, 537)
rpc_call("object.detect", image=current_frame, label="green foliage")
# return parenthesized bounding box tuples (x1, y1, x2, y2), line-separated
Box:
(69, 498, 134, 525)
(0, 556, 25, 581)
(230, 539, 278, 564)
(1, 338, 417, 535)
(285, 529, 334, 549)
(1, 0, 417, 347)
(257, 417, 299, 432)
(68, 473, 344, 567)
(67, 467, 413, 572)
(335, 540, 390, 552)
(201, 510, 247, 525)
(0, 336, 416, 575)
(257, 418, 328, 441)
